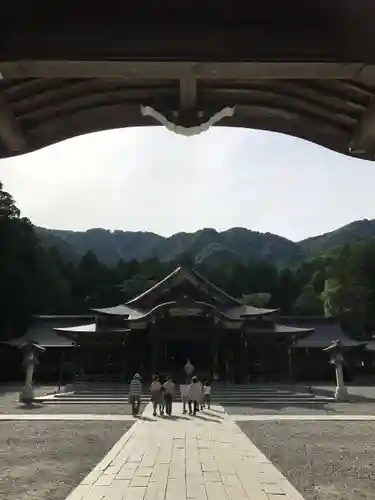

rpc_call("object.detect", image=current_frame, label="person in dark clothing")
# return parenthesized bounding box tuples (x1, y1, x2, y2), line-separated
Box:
(129, 373, 142, 416)
(163, 376, 175, 416)
(150, 374, 163, 416)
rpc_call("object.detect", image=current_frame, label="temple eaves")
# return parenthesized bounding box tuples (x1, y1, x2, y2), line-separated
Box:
(2, 5, 375, 158)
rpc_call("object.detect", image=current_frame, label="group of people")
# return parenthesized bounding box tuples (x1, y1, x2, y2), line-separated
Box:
(183, 375, 212, 416)
(128, 372, 212, 417)
(150, 374, 175, 416)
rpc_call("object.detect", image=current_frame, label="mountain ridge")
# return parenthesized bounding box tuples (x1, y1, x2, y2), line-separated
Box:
(36, 218, 375, 267)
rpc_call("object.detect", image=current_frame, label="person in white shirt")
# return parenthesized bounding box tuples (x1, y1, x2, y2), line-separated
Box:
(188, 376, 201, 416)
(203, 381, 211, 409)
(150, 375, 162, 416)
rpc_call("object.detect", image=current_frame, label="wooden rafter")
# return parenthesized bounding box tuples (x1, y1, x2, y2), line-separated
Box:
(349, 97, 375, 154)
(0, 91, 26, 152)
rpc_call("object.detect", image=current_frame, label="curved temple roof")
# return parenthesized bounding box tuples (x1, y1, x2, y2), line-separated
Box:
(92, 301, 277, 321)
(287, 318, 365, 349)
(1, 3, 375, 159)
(92, 266, 278, 319)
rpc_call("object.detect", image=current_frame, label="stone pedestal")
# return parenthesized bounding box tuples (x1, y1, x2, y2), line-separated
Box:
(20, 359, 35, 403)
(323, 340, 350, 403)
(334, 362, 349, 402)
(18, 341, 45, 404)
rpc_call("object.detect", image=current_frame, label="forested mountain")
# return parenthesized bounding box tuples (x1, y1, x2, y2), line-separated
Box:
(37, 218, 375, 268)
(36, 226, 304, 267)
(3, 178, 375, 341)
(299, 219, 375, 255)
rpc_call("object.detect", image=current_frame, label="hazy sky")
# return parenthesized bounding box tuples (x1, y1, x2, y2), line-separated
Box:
(0, 126, 374, 242)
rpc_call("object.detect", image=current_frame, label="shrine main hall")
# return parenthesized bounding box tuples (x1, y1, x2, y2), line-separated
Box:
(54, 266, 318, 383)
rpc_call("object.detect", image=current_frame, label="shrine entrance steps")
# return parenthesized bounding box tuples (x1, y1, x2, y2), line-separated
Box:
(39, 383, 334, 405)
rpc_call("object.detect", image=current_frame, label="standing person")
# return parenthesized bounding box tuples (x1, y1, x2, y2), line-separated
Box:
(163, 376, 175, 416)
(203, 380, 211, 409)
(159, 385, 166, 416)
(198, 378, 204, 410)
(150, 374, 162, 417)
(181, 384, 189, 414)
(129, 373, 142, 416)
(188, 376, 200, 416)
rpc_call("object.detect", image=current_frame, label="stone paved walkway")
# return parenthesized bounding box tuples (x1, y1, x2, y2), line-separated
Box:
(2, 413, 375, 421)
(65, 403, 305, 500)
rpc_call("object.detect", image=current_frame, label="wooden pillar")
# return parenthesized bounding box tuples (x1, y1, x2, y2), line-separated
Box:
(211, 323, 219, 376)
(287, 346, 294, 381)
(151, 323, 160, 376)
(240, 335, 249, 383)
(212, 319, 223, 379)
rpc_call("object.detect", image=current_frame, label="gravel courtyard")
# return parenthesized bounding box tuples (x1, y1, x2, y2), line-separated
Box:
(239, 420, 375, 500)
(0, 421, 132, 500)
(0, 386, 145, 415)
(225, 402, 375, 415)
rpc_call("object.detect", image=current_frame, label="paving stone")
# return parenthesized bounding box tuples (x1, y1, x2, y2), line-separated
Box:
(64, 403, 307, 500)
(267, 495, 288, 500)
(144, 481, 167, 500)
(65, 484, 93, 500)
(82, 485, 109, 500)
(225, 484, 248, 500)
(135, 467, 154, 477)
(117, 467, 137, 480)
(187, 482, 207, 500)
(130, 476, 150, 487)
(126, 486, 147, 500)
(166, 478, 186, 500)
(95, 474, 116, 486)
(201, 461, 217, 472)
(262, 483, 286, 495)
(205, 482, 229, 500)
(220, 475, 242, 486)
(202, 471, 221, 482)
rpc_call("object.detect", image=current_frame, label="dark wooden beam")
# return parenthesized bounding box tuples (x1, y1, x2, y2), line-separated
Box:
(0, 91, 26, 152)
(0, 60, 368, 80)
(0, 25, 337, 61)
(179, 76, 197, 110)
(349, 98, 375, 154)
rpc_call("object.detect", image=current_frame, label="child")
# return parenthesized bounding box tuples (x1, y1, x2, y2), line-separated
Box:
(203, 381, 211, 409)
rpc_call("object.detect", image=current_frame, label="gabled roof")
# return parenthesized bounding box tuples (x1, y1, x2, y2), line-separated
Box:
(245, 323, 314, 337)
(93, 266, 278, 318)
(126, 266, 240, 306)
(93, 300, 277, 321)
(3, 327, 75, 348)
(285, 318, 365, 348)
(55, 323, 97, 334)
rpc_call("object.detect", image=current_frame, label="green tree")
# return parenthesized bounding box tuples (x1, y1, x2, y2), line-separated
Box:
(0, 182, 41, 338)
(240, 293, 271, 308)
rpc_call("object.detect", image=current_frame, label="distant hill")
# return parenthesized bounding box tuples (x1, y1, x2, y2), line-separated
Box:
(299, 219, 375, 255)
(36, 226, 304, 267)
(36, 218, 375, 268)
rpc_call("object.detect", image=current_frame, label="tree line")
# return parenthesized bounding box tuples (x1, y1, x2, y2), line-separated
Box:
(1, 181, 375, 341)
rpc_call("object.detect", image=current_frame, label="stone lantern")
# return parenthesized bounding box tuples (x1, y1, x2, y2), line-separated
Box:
(323, 340, 349, 402)
(184, 359, 195, 383)
(19, 341, 46, 404)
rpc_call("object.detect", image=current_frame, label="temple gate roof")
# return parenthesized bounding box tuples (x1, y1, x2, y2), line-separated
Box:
(1, 3, 375, 159)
